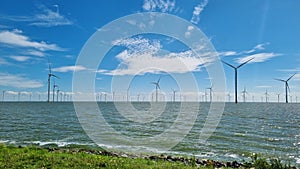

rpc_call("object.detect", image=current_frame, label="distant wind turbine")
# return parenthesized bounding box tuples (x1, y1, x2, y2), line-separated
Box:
(2, 90, 5, 102)
(264, 90, 269, 103)
(227, 92, 231, 102)
(274, 73, 296, 103)
(206, 85, 213, 102)
(222, 58, 254, 103)
(47, 59, 59, 102)
(151, 76, 161, 102)
(276, 93, 280, 103)
(171, 88, 177, 102)
(241, 87, 248, 102)
(53, 82, 59, 102)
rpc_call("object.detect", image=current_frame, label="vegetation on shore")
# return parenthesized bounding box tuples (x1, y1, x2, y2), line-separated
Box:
(0, 144, 297, 169)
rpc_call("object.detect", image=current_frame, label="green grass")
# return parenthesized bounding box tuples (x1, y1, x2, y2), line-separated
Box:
(0, 144, 297, 169)
(0, 144, 207, 169)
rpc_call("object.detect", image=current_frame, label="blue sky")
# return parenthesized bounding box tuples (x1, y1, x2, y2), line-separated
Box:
(1, 0, 300, 102)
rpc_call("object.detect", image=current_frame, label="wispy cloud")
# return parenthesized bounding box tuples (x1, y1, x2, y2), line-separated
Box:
(0, 5, 73, 27)
(0, 29, 64, 51)
(26, 50, 46, 57)
(10, 56, 31, 62)
(98, 37, 216, 76)
(190, 0, 208, 24)
(30, 5, 73, 27)
(52, 65, 88, 72)
(219, 42, 269, 57)
(236, 52, 281, 64)
(0, 73, 43, 88)
(142, 0, 176, 13)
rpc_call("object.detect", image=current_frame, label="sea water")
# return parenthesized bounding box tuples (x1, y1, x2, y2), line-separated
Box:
(0, 102, 299, 166)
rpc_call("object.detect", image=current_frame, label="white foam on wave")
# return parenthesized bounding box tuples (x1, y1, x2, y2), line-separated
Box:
(296, 157, 300, 164)
(23, 140, 95, 147)
(224, 153, 240, 159)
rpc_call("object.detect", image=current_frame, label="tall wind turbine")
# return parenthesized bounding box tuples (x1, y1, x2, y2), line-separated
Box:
(222, 58, 254, 103)
(274, 73, 296, 103)
(151, 76, 161, 102)
(171, 88, 177, 102)
(47, 60, 59, 102)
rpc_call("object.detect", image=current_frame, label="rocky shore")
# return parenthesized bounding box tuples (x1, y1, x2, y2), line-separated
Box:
(44, 146, 298, 169)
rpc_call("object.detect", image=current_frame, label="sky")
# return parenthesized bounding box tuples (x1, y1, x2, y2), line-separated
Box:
(1, 0, 300, 102)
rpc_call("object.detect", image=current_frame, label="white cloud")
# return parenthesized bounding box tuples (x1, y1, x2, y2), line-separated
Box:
(0, 73, 43, 88)
(143, 0, 175, 13)
(190, 0, 208, 24)
(236, 52, 280, 64)
(218, 51, 237, 56)
(27, 50, 45, 57)
(244, 42, 269, 54)
(52, 65, 87, 72)
(0, 29, 64, 51)
(30, 5, 73, 27)
(185, 26, 194, 38)
(10, 56, 31, 62)
(99, 37, 216, 76)
(219, 43, 270, 57)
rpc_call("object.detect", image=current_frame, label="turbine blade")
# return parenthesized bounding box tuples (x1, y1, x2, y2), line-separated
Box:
(51, 74, 60, 79)
(237, 57, 254, 68)
(221, 60, 236, 69)
(157, 76, 161, 84)
(274, 78, 285, 82)
(287, 73, 296, 81)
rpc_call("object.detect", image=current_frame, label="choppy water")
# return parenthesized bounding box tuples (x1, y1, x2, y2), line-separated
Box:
(0, 102, 299, 166)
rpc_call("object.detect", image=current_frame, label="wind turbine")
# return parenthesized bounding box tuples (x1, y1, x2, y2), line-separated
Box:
(276, 93, 280, 103)
(151, 76, 161, 102)
(264, 90, 269, 103)
(2, 90, 5, 102)
(241, 87, 248, 102)
(127, 86, 130, 102)
(206, 85, 213, 102)
(274, 73, 296, 103)
(227, 92, 231, 102)
(56, 89, 60, 102)
(171, 88, 177, 102)
(53, 81, 59, 102)
(47, 60, 59, 102)
(222, 58, 254, 103)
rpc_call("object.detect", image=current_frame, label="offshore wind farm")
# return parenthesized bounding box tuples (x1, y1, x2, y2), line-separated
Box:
(0, 0, 300, 168)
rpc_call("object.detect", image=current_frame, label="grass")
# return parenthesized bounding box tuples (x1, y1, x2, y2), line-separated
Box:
(0, 144, 297, 169)
(0, 144, 206, 169)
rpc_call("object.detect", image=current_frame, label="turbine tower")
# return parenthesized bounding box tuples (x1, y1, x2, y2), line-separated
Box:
(276, 93, 280, 103)
(274, 73, 296, 103)
(47, 59, 59, 102)
(151, 76, 161, 102)
(241, 87, 248, 102)
(222, 58, 254, 103)
(53, 82, 59, 102)
(206, 85, 213, 102)
(264, 90, 269, 103)
(171, 88, 177, 102)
